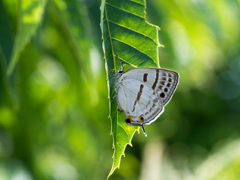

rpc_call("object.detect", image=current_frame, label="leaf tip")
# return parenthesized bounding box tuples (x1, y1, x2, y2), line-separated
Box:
(107, 164, 120, 180)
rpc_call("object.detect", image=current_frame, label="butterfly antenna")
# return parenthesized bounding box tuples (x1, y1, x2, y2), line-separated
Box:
(140, 125, 147, 137)
(115, 54, 124, 71)
(121, 61, 124, 71)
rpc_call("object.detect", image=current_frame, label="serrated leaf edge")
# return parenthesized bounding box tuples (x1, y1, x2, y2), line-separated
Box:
(107, 128, 138, 180)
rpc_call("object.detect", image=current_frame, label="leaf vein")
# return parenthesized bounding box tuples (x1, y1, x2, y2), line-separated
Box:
(106, 2, 144, 19)
(108, 20, 158, 45)
(118, 124, 130, 139)
(112, 37, 155, 62)
(129, 0, 145, 6)
(106, 52, 113, 62)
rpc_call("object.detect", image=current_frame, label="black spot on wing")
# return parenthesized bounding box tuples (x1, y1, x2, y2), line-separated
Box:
(160, 81, 165, 85)
(143, 73, 148, 82)
(160, 92, 165, 98)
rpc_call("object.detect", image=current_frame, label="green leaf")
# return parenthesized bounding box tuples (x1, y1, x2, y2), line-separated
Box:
(0, 0, 15, 69)
(51, 0, 93, 78)
(6, 0, 46, 75)
(100, 0, 162, 178)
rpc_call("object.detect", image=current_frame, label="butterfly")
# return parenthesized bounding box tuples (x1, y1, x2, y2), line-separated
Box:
(115, 67, 179, 136)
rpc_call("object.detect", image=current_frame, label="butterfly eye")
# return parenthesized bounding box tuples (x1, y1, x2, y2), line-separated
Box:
(126, 115, 132, 123)
(139, 115, 144, 122)
(118, 70, 123, 73)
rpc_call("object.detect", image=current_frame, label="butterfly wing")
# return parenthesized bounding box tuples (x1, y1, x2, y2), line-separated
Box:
(122, 68, 179, 106)
(116, 67, 179, 125)
(116, 78, 163, 125)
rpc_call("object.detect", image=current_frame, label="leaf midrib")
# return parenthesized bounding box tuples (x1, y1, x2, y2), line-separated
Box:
(105, 4, 122, 159)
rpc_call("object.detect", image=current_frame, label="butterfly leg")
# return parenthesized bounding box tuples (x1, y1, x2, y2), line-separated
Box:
(110, 92, 123, 112)
(111, 87, 119, 103)
(110, 92, 116, 103)
(109, 69, 116, 78)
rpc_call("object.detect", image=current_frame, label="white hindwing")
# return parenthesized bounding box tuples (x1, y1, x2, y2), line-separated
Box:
(115, 67, 179, 126)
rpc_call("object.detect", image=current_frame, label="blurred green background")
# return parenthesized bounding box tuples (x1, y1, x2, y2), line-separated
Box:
(0, 0, 240, 179)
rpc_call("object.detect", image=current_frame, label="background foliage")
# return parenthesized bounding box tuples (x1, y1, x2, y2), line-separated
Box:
(0, 0, 240, 180)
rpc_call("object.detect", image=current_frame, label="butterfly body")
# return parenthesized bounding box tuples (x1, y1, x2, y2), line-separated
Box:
(115, 67, 179, 135)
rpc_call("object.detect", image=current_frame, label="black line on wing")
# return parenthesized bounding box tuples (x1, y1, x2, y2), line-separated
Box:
(143, 73, 148, 82)
(132, 84, 144, 112)
(152, 69, 159, 90)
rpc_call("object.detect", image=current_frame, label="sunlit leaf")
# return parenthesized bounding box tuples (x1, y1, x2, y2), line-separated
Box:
(100, 0, 162, 178)
(52, 0, 92, 77)
(7, 0, 46, 75)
